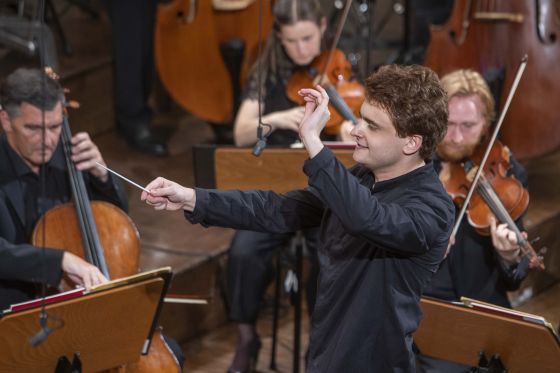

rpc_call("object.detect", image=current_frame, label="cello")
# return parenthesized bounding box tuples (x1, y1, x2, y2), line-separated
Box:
(155, 0, 274, 124)
(32, 79, 181, 372)
(424, 0, 560, 160)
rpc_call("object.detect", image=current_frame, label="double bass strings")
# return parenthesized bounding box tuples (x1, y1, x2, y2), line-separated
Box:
(94, 162, 151, 193)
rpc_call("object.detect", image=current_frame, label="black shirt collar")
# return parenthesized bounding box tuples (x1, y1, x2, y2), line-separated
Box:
(365, 161, 436, 193)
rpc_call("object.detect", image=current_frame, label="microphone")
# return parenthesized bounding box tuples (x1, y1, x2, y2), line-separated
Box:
(30, 326, 53, 347)
(324, 85, 358, 125)
(30, 313, 53, 347)
(252, 125, 267, 157)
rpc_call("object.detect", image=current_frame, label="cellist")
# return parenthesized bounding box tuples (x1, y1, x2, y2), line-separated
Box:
(0, 68, 125, 311)
(0, 68, 186, 369)
(417, 69, 531, 372)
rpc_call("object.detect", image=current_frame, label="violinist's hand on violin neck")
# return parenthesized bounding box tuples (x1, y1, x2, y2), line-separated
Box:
(298, 85, 330, 158)
(141, 177, 196, 212)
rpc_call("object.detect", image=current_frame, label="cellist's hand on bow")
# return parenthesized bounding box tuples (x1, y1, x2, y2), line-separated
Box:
(490, 216, 524, 265)
(71, 132, 108, 182)
(61, 252, 107, 289)
(141, 177, 196, 211)
(297, 85, 330, 158)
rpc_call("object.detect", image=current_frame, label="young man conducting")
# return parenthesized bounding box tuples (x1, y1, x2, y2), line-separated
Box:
(142, 65, 454, 372)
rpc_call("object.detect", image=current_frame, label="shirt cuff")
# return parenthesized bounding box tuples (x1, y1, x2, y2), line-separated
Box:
(183, 188, 209, 226)
(303, 146, 335, 177)
(31, 248, 65, 287)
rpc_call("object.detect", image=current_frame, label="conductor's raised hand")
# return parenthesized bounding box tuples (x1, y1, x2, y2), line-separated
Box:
(298, 85, 330, 138)
(141, 177, 196, 211)
(297, 85, 330, 158)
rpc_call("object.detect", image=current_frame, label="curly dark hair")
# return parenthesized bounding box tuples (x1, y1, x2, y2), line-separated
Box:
(0, 68, 63, 118)
(365, 65, 448, 159)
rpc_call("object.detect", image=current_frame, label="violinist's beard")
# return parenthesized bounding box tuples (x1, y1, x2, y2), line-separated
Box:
(437, 141, 479, 163)
(437, 127, 488, 162)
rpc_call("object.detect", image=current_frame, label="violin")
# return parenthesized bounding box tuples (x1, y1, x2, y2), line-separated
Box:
(441, 140, 545, 270)
(285, 48, 365, 135)
(32, 73, 181, 372)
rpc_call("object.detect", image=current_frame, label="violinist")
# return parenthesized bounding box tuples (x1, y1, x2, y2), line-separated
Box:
(228, 1, 338, 371)
(0, 68, 127, 311)
(234, 0, 353, 147)
(416, 69, 530, 372)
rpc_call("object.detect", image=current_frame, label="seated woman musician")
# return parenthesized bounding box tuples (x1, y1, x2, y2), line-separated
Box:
(227, 1, 355, 372)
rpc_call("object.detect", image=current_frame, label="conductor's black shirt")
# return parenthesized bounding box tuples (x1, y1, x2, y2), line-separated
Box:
(185, 148, 455, 372)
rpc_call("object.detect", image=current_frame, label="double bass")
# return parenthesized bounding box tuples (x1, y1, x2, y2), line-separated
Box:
(155, 0, 274, 124)
(425, 0, 560, 160)
(32, 86, 181, 372)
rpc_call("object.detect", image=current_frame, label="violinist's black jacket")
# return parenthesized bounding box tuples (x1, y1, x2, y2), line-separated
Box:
(424, 155, 529, 308)
(0, 134, 127, 311)
(186, 147, 455, 372)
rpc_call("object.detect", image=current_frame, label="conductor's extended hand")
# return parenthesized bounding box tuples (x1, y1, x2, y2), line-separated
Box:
(141, 177, 196, 212)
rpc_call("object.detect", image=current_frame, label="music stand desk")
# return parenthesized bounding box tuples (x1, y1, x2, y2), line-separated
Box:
(414, 296, 560, 373)
(0, 267, 171, 372)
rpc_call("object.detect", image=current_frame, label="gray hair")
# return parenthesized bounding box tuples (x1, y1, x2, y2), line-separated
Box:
(0, 68, 63, 118)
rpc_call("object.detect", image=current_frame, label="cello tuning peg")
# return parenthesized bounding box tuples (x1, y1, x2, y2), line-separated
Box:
(530, 236, 541, 245)
(537, 246, 548, 256)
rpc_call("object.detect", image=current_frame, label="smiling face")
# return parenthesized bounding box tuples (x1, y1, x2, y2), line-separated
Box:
(437, 94, 487, 162)
(278, 19, 325, 66)
(350, 101, 419, 180)
(0, 101, 63, 173)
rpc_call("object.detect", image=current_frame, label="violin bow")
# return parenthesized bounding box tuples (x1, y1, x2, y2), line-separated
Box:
(316, 0, 360, 125)
(450, 55, 528, 238)
(317, 0, 353, 84)
(451, 55, 529, 237)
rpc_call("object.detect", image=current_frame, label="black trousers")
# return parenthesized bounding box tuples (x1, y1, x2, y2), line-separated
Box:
(105, 0, 156, 131)
(226, 229, 319, 323)
(416, 353, 471, 373)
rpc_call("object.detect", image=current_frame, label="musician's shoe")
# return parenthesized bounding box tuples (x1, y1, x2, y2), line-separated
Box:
(227, 337, 261, 373)
(119, 124, 168, 157)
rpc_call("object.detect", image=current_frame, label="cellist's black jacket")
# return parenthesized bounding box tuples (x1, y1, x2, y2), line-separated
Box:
(0, 134, 128, 311)
(185, 147, 455, 372)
